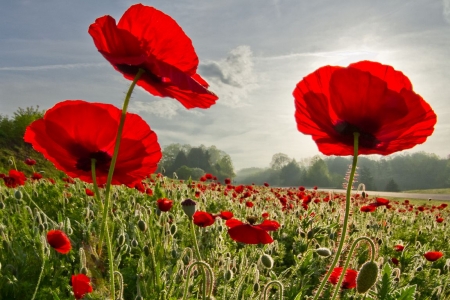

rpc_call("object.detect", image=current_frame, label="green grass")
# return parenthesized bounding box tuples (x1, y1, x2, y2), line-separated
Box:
(402, 188, 450, 194)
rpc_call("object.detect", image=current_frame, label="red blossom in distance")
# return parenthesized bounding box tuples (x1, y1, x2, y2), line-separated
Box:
(394, 244, 405, 252)
(88, 4, 218, 109)
(2, 170, 27, 188)
(24, 100, 162, 186)
(424, 251, 443, 262)
(193, 211, 215, 227)
(328, 267, 358, 289)
(71, 274, 93, 299)
(157, 198, 174, 212)
(47, 230, 71, 254)
(293, 61, 437, 156)
(25, 158, 36, 166)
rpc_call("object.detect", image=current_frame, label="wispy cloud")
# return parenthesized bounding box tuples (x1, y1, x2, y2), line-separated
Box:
(199, 45, 258, 107)
(0, 62, 107, 71)
(129, 99, 202, 119)
(444, 0, 450, 24)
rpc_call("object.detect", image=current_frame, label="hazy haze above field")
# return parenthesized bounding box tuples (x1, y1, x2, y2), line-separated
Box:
(1, 0, 450, 170)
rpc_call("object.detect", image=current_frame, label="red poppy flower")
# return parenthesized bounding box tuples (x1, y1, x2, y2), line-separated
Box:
(88, 4, 217, 109)
(46, 230, 71, 254)
(376, 197, 390, 206)
(71, 274, 93, 299)
(85, 188, 95, 196)
(157, 198, 173, 212)
(262, 212, 269, 219)
(424, 251, 443, 262)
(328, 267, 358, 289)
(394, 244, 404, 252)
(193, 211, 215, 227)
(224, 178, 231, 185)
(360, 205, 377, 212)
(31, 172, 43, 181)
(25, 158, 36, 166)
(225, 218, 280, 244)
(24, 100, 162, 186)
(293, 61, 436, 155)
(245, 201, 254, 208)
(2, 170, 27, 188)
(391, 257, 399, 266)
(217, 211, 233, 220)
(436, 217, 444, 223)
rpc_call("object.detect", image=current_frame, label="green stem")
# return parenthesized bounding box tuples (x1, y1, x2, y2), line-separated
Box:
(331, 236, 376, 299)
(313, 132, 359, 300)
(9, 156, 17, 170)
(261, 280, 284, 300)
(31, 237, 46, 300)
(190, 221, 203, 261)
(90, 159, 103, 212)
(182, 261, 214, 300)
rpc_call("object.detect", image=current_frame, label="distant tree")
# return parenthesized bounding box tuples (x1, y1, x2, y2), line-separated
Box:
(215, 154, 235, 181)
(0, 106, 44, 147)
(175, 166, 205, 180)
(359, 166, 376, 190)
(280, 159, 303, 187)
(304, 156, 332, 187)
(270, 153, 291, 170)
(385, 178, 400, 192)
(168, 150, 189, 175)
(186, 147, 213, 173)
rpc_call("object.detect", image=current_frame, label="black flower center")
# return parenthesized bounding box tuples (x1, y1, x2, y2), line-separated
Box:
(76, 151, 112, 173)
(116, 64, 165, 83)
(334, 121, 380, 149)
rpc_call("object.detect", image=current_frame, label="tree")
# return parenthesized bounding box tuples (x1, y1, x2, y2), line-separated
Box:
(359, 166, 375, 190)
(168, 150, 188, 175)
(304, 156, 332, 187)
(279, 159, 303, 187)
(385, 178, 400, 192)
(270, 153, 291, 170)
(175, 166, 205, 180)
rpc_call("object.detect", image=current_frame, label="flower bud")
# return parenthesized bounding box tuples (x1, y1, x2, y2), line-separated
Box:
(14, 190, 22, 200)
(170, 224, 177, 235)
(80, 267, 88, 275)
(253, 282, 260, 292)
(316, 247, 332, 257)
(356, 261, 378, 294)
(224, 269, 234, 281)
(260, 253, 274, 269)
(131, 239, 138, 248)
(0, 201, 5, 209)
(137, 220, 147, 232)
(143, 245, 150, 257)
(117, 234, 126, 247)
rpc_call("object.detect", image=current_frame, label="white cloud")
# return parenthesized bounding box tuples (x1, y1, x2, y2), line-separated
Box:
(0, 63, 107, 71)
(129, 99, 203, 119)
(444, 0, 450, 24)
(199, 45, 258, 107)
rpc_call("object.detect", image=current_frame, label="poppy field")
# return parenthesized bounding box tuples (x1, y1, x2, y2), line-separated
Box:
(0, 2, 446, 300)
(0, 172, 449, 299)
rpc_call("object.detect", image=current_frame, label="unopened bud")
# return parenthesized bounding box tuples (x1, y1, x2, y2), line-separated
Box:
(137, 220, 147, 232)
(14, 190, 22, 200)
(316, 247, 332, 257)
(356, 261, 378, 294)
(260, 253, 274, 269)
(225, 269, 234, 281)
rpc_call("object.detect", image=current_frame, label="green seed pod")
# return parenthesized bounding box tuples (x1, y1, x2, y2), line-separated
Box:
(137, 220, 147, 232)
(38, 223, 46, 232)
(0, 201, 5, 209)
(131, 239, 139, 248)
(80, 267, 88, 275)
(224, 269, 234, 281)
(143, 245, 150, 257)
(171, 249, 178, 259)
(416, 266, 423, 272)
(316, 247, 332, 257)
(117, 234, 126, 247)
(356, 261, 378, 294)
(307, 229, 315, 239)
(170, 224, 177, 235)
(260, 253, 274, 269)
(14, 190, 22, 200)
(253, 282, 260, 293)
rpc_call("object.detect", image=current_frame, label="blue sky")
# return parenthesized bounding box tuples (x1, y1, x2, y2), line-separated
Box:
(1, 0, 450, 170)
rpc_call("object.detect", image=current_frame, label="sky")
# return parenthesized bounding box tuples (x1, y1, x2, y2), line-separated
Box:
(1, 0, 450, 171)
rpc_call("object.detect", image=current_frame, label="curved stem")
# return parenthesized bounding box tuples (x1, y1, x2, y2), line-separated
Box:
(261, 280, 284, 300)
(331, 236, 376, 299)
(313, 132, 359, 300)
(31, 236, 46, 300)
(9, 156, 17, 170)
(182, 261, 214, 300)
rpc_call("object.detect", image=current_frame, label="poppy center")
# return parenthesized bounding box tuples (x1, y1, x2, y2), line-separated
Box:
(116, 64, 169, 83)
(76, 151, 112, 173)
(246, 216, 258, 225)
(334, 121, 380, 149)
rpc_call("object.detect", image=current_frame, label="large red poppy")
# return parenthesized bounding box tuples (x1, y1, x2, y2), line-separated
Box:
(225, 218, 280, 244)
(71, 274, 93, 299)
(24, 100, 162, 186)
(293, 61, 436, 155)
(89, 4, 218, 109)
(328, 267, 358, 289)
(2, 170, 27, 188)
(47, 230, 71, 254)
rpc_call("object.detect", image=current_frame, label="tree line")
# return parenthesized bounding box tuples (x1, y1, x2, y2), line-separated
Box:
(236, 152, 450, 192)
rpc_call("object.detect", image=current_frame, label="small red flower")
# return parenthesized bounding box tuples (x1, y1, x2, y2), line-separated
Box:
(2, 170, 27, 188)
(294, 61, 436, 155)
(262, 212, 269, 219)
(89, 4, 217, 109)
(205, 173, 213, 180)
(394, 244, 404, 252)
(46, 230, 71, 254)
(193, 211, 215, 227)
(217, 211, 233, 220)
(263, 182, 269, 187)
(436, 217, 444, 223)
(245, 201, 254, 208)
(71, 274, 93, 299)
(328, 267, 358, 289)
(376, 197, 390, 206)
(85, 188, 95, 196)
(195, 191, 201, 198)
(157, 198, 173, 212)
(391, 257, 399, 266)
(360, 205, 377, 212)
(225, 218, 280, 244)
(424, 251, 443, 262)
(24, 100, 162, 186)
(224, 178, 231, 184)
(25, 158, 36, 166)
(31, 172, 43, 181)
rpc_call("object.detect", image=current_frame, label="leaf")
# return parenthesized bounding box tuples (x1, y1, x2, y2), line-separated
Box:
(377, 263, 392, 300)
(393, 285, 417, 300)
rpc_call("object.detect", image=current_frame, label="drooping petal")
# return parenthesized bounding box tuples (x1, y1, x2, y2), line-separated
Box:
(228, 224, 273, 244)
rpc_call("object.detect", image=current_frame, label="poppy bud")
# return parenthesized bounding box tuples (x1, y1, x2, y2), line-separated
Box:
(307, 229, 315, 239)
(143, 245, 150, 257)
(225, 269, 234, 281)
(170, 224, 177, 235)
(261, 253, 274, 269)
(117, 234, 126, 247)
(131, 239, 138, 248)
(137, 220, 147, 232)
(356, 261, 378, 293)
(38, 223, 46, 232)
(14, 190, 22, 200)
(416, 266, 423, 272)
(171, 249, 178, 259)
(253, 282, 260, 293)
(181, 198, 197, 219)
(316, 247, 332, 257)
(81, 267, 88, 275)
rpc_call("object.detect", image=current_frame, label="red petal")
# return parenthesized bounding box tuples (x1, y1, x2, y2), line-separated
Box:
(228, 224, 273, 244)
(225, 218, 244, 228)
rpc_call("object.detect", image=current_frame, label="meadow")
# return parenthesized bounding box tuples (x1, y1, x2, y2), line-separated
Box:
(0, 167, 448, 299)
